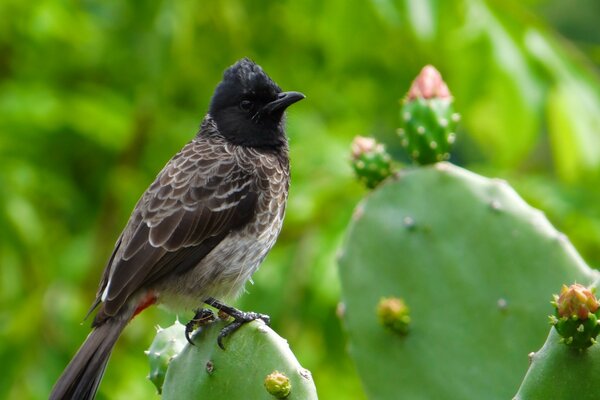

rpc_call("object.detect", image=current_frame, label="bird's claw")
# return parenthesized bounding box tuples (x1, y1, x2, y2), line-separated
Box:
(185, 308, 216, 346)
(204, 297, 270, 350)
(216, 311, 270, 350)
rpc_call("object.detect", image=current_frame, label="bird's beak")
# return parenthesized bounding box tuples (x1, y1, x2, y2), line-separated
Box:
(263, 91, 306, 114)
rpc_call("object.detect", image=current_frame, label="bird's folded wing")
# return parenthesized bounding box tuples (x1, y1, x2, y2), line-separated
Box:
(95, 140, 258, 319)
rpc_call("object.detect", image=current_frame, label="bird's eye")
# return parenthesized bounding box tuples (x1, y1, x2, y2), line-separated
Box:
(239, 100, 252, 112)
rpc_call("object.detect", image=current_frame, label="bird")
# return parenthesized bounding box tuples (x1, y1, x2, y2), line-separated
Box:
(50, 58, 305, 400)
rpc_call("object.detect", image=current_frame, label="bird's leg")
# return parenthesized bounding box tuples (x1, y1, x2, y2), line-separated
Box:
(204, 297, 271, 350)
(185, 308, 217, 346)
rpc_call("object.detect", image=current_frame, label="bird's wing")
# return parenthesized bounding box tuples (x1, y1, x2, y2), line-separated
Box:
(95, 138, 258, 319)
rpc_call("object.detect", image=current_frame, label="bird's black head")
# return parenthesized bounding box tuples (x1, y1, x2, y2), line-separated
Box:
(209, 58, 305, 148)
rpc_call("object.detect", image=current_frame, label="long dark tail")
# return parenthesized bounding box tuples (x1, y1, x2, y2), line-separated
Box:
(50, 313, 130, 400)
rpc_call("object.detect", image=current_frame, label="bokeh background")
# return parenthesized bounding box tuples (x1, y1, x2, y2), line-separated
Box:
(2, 0, 600, 398)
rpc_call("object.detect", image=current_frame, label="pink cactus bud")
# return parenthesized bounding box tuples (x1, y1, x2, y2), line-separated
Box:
(351, 136, 378, 159)
(407, 65, 451, 101)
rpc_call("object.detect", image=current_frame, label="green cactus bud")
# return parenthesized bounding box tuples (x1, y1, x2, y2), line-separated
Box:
(550, 284, 600, 350)
(146, 320, 187, 394)
(398, 65, 460, 164)
(377, 297, 410, 335)
(264, 370, 292, 399)
(350, 136, 393, 189)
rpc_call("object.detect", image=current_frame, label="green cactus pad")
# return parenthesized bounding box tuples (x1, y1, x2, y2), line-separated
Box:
(516, 280, 600, 400)
(338, 163, 596, 399)
(161, 320, 317, 400)
(399, 98, 458, 164)
(145, 320, 187, 394)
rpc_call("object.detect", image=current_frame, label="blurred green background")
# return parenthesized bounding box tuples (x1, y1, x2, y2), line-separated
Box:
(1, 0, 600, 399)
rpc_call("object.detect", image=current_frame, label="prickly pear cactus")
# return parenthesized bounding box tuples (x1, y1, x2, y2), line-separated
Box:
(515, 280, 600, 399)
(160, 320, 317, 399)
(338, 163, 597, 399)
(350, 136, 394, 189)
(145, 320, 187, 394)
(398, 65, 459, 164)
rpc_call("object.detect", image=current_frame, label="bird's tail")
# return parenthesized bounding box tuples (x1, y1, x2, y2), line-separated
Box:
(49, 313, 130, 400)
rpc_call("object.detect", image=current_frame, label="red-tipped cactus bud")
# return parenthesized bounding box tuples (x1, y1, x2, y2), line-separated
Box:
(350, 136, 393, 189)
(377, 297, 411, 335)
(555, 283, 599, 319)
(407, 65, 451, 101)
(264, 371, 292, 399)
(550, 284, 600, 350)
(399, 65, 460, 164)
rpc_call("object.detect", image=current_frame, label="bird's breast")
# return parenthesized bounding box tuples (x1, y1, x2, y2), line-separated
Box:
(155, 144, 290, 310)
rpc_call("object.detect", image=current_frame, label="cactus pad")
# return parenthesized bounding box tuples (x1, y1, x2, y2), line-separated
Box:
(145, 320, 187, 394)
(515, 280, 600, 399)
(338, 163, 595, 399)
(161, 320, 317, 399)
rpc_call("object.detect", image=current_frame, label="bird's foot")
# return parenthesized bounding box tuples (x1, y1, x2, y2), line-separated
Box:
(185, 308, 217, 346)
(204, 297, 270, 350)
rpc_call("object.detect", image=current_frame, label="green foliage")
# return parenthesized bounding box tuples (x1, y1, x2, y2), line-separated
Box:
(1, 0, 600, 399)
(338, 163, 596, 399)
(162, 320, 317, 400)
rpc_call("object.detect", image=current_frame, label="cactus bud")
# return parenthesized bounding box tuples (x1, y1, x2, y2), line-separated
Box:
(399, 65, 459, 164)
(264, 370, 292, 398)
(407, 65, 451, 101)
(350, 136, 393, 189)
(555, 284, 599, 319)
(146, 321, 187, 394)
(550, 284, 600, 350)
(377, 297, 411, 335)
